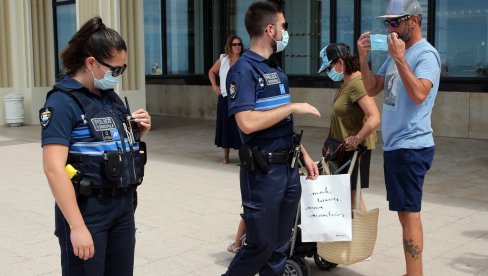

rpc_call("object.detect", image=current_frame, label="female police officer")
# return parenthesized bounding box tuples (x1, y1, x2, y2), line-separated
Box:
(40, 17, 151, 275)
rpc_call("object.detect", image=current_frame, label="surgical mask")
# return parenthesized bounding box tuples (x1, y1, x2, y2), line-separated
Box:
(90, 67, 121, 90)
(273, 29, 289, 53)
(370, 34, 388, 51)
(327, 67, 344, 82)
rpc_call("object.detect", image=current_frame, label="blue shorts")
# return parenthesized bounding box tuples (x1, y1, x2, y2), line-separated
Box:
(384, 147, 435, 212)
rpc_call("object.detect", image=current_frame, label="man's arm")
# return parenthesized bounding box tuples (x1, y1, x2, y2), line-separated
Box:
(388, 34, 433, 105)
(357, 32, 385, 96)
(235, 103, 320, 135)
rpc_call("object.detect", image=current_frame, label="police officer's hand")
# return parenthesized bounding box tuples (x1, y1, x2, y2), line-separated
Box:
(357, 31, 372, 59)
(70, 224, 95, 260)
(303, 155, 319, 180)
(132, 108, 151, 138)
(301, 147, 319, 180)
(292, 103, 321, 117)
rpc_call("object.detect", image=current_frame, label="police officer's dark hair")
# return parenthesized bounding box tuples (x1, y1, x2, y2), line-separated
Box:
(61, 17, 127, 75)
(224, 35, 244, 57)
(245, 1, 283, 38)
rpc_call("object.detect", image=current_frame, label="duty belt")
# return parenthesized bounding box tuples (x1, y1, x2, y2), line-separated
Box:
(75, 185, 135, 198)
(260, 151, 292, 163)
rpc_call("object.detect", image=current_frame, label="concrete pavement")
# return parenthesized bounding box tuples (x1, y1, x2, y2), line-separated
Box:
(0, 115, 487, 275)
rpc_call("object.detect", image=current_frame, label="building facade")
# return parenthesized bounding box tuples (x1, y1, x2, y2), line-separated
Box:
(1, 0, 487, 139)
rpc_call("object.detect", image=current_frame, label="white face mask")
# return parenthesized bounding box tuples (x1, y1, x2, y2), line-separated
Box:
(90, 61, 121, 90)
(272, 28, 289, 53)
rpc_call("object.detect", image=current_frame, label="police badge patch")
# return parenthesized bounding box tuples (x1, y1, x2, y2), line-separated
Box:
(229, 81, 237, 99)
(39, 107, 53, 128)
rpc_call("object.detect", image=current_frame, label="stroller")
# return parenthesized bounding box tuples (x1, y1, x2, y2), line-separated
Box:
(282, 146, 365, 276)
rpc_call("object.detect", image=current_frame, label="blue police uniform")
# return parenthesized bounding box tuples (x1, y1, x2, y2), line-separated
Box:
(40, 76, 145, 276)
(224, 50, 301, 275)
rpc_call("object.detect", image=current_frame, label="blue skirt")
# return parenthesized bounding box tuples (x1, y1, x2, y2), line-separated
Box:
(215, 95, 242, 149)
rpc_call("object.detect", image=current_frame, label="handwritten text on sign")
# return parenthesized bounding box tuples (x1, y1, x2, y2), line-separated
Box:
(300, 175, 352, 242)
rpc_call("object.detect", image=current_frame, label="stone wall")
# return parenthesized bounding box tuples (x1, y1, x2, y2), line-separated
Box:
(146, 84, 488, 139)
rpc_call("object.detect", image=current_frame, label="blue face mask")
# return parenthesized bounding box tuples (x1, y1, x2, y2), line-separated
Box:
(273, 28, 289, 53)
(90, 63, 121, 90)
(327, 67, 344, 82)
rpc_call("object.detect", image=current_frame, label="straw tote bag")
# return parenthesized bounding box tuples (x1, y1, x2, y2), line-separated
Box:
(317, 152, 379, 265)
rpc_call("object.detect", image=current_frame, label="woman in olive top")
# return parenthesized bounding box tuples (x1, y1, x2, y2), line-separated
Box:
(318, 42, 380, 210)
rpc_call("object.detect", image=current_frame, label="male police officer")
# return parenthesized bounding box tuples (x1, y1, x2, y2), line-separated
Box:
(223, 2, 321, 275)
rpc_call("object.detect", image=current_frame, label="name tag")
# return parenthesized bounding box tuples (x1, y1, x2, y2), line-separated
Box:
(263, 73, 281, 85)
(91, 117, 116, 131)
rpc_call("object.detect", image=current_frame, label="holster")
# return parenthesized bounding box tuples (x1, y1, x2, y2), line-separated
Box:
(102, 150, 122, 182)
(238, 145, 269, 174)
(238, 145, 255, 172)
(251, 146, 269, 174)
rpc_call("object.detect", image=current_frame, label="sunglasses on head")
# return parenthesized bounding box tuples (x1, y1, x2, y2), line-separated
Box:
(97, 60, 127, 77)
(383, 15, 412, 28)
(231, 43, 242, 47)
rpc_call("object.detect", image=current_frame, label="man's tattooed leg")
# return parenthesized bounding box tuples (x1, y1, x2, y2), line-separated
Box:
(403, 238, 421, 260)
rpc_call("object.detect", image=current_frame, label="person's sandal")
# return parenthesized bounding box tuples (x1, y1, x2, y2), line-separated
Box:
(227, 242, 240, 254)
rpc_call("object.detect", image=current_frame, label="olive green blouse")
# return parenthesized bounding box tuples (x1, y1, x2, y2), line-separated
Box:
(329, 76, 376, 150)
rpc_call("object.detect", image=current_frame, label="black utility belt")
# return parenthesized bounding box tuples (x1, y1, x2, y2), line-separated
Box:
(260, 151, 292, 163)
(75, 185, 135, 198)
(239, 145, 293, 174)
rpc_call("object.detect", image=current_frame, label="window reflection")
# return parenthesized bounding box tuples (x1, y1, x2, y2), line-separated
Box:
(337, 0, 355, 49)
(436, 1, 488, 77)
(54, 3, 76, 74)
(144, 0, 163, 75)
(166, 0, 204, 75)
(282, 1, 328, 75)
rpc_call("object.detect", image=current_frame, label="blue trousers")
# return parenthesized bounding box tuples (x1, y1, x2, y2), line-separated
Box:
(54, 191, 136, 276)
(225, 163, 301, 276)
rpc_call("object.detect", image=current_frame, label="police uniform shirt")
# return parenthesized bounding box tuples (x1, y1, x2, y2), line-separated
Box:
(226, 50, 294, 151)
(41, 76, 118, 147)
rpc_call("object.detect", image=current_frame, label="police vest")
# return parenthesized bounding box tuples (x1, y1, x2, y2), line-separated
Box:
(242, 55, 294, 142)
(46, 84, 146, 189)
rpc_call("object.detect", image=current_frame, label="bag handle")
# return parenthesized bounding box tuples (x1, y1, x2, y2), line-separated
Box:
(346, 150, 362, 210)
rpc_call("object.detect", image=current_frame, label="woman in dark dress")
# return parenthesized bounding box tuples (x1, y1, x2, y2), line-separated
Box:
(208, 35, 243, 164)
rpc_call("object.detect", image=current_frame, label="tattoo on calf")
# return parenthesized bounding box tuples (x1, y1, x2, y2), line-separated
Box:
(403, 239, 421, 260)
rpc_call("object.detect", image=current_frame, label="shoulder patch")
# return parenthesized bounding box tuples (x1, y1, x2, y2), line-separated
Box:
(39, 107, 53, 128)
(229, 81, 237, 99)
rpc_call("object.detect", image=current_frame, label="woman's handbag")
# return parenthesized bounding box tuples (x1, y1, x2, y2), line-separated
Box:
(317, 151, 379, 265)
(322, 137, 346, 162)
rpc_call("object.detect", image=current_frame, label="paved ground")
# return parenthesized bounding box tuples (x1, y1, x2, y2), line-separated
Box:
(0, 115, 487, 276)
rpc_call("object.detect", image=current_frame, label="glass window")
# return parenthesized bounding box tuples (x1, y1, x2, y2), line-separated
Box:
(281, 0, 327, 75)
(436, 0, 488, 77)
(337, 0, 355, 48)
(224, 0, 260, 51)
(54, 2, 76, 74)
(166, 0, 205, 75)
(144, 0, 163, 75)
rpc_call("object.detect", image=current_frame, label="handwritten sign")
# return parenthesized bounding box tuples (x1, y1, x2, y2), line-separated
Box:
(300, 175, 352, 242)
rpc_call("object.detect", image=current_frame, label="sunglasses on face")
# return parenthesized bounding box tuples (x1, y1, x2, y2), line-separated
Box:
(272, 22, 288, 31)
(97, 60, 127, 77)
(383, 15, 412, 28)
(231, 43, 242, 47)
